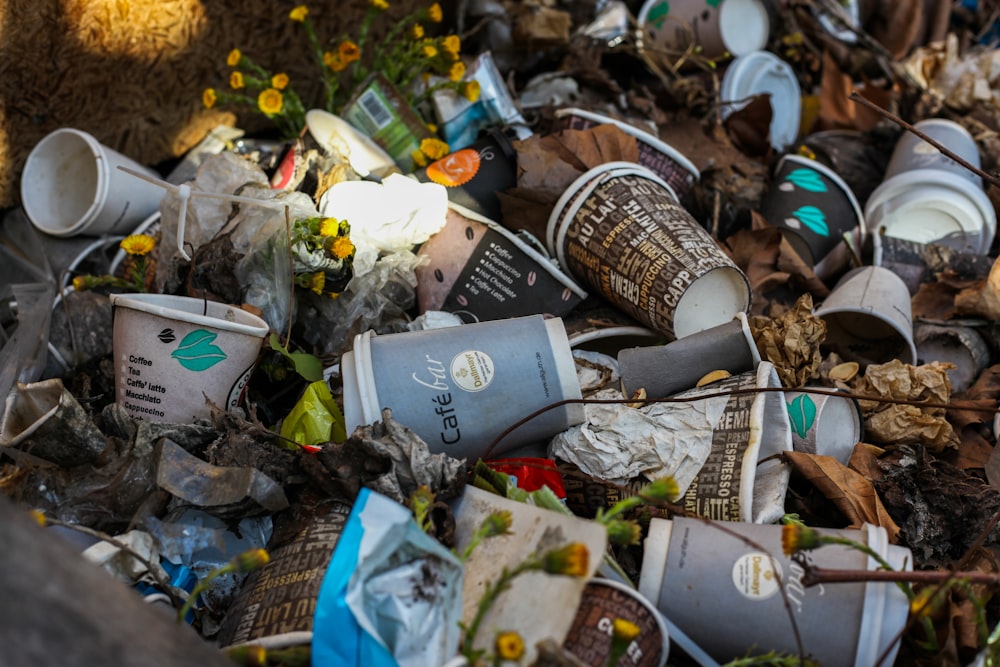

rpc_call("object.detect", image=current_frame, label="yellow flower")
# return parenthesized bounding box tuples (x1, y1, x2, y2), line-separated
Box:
(411, 23, 425, 40)
(543, 542, 589, 577)
(28, 509, 47, 527)
(606, 518, 641, 546)
(324, 51, 347, 72)
(639, 476, 679, 503)
(120, 234, 155, 256)
(411, 149, 428, 168)
(426, 122, 438, 134)
(339, 40, 360, 64)
(481, 510, 513, 538)
(289, 5, 308, 22)
(612, 618, 641, 643)
(910, 586, 946, 619)
(462, 80, 481, 103)
(369, 0, 389, 10)
(319, 217, 341, 236)
(495, 631, 525, 661)
(331, 236, 355, 260)
(441, 34, 460, 56)
(448, 60, 466, 82)
(230, 71, 245, 89)
(428, 2, 442, 22)
(72, 275, 89, 292)
(233, 548, 270, 573)
(781, 522, 822, 556)
(420, 137, 450, 161)
(422, 44, 438, 59)
(271, 73, 289, 90)
(308, 272, 325, 295)
(202, 87, 218, 109)
(226, 48, 241, 67)
(258, 88, 284, 115)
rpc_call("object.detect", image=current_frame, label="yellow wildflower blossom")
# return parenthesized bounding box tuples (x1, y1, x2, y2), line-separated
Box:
(271, 73, 289, 90)
(781, 522, 822, 556)
(28, 509, 47, 527)
(308, 272, 325, 295)
(428, 2, 442, 22)
(543, 542, 589, 577)
(612, 618, 641, 642)
(324, 51, 347, 72)
(339, 40, 360, 63)
(258, 88, 284, 115)
(462, 80, 481, 103)
(233, 548, 270, 572)
(448, 60, 465, 82)
(441, 34, 460, 56)
(202, 88, 218, 109)
(422, 44, 438, 59)
(411, 149, 428, 168)
(226, 48, 241, 67)
(419, 137, 450, 161)
(72, 275, 89, 292)
(332, 236, 355, 259)
(230, 71, 245, 89)
(370, 0, 389, 10)
(319, 217, 341, 237)
(495, 631, 525, 661)
(120, 234, 155, 256)
(411, 23, 424, 40)
(289, 5, 308, 22)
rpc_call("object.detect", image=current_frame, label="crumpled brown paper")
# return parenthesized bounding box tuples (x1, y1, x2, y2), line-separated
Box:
(851, 359, 959, 451)
(955, 254, 1000, 320)
(749, 293, 826, 387)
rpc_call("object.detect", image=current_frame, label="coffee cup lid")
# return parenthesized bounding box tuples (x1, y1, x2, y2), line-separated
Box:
(718, 0, 771, 56)
(865, 169, 996, 254)
(720, 51, 801, 151)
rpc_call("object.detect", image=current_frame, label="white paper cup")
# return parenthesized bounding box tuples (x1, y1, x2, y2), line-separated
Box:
(341, 314, 585, 459)
(720, 51, 802, 151)
(305, 108, 397, 179)
(866, 119, 996, 254)
(110, 294, 270, 424)
(783, 388, 863, 465)
(815, 266, 917, 367)
(913, 323, 991, 394)
(21, 128, 165, 237)
(639, 517, 912, 667)
(636, 0, 770, 61)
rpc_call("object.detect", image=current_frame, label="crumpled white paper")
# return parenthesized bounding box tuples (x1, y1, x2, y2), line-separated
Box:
(549, 387, 727, 489)
(318, 174, 449, 278)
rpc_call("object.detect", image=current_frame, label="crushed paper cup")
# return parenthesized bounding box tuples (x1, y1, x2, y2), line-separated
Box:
(783, 388, 863, 465)
(720, 51, 802, 152)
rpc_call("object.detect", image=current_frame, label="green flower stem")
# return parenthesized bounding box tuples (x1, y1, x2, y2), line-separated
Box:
(177, 562, 237, 623)
(461, 560, 540, 659)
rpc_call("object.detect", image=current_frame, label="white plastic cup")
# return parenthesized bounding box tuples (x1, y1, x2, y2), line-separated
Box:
(720, 51, 802, 152)
(546, 161, 751, 342)
(110, 293, 270, 424)
(639, 517, 912, 667)
(340, 314, 585, 459)
(21, 128, 165, 237)
(636, 0, 770, 61)
(865, 119, 996, 254)
(815, 266, 917, 368)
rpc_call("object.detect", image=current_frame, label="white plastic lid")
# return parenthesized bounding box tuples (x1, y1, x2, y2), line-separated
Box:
(720, 51, 802, 151)
(719, 0, 771, 56)
(865, 169, 997, 254)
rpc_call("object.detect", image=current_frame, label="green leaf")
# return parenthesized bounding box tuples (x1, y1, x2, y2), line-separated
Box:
(170, 330, 228, 371)
(793, 206, 829, 236)
(646, 1, 669, 28)
(268, 333, 324, 383)
(787, 394, 817, 439)
(785, 168, 828, 193)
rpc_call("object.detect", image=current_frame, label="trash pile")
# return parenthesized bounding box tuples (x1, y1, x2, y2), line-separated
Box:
(5, 1, 1000, 666)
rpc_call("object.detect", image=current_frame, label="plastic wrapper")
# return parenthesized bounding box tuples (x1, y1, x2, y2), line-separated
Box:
(0, 283, 55, 405)
(280, 380, 347, 448)
(312, 488, 464, 667)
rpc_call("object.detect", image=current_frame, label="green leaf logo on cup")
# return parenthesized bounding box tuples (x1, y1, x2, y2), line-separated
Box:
(782, 168, 828, 193)
(785, 205, 829, 237)
(170, 330, 229, 372)
(786, 393, 817, 439)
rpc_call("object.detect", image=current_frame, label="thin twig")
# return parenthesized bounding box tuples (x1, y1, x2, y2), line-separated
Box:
(848, 90, 1000, 190)
(802, 565, 1000, 587)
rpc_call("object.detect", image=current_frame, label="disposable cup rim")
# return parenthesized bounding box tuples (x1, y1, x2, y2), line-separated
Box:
(776, 153, 866, 235)
(22, 128, 109, 237)
(720, 52, 801, 149)
(109, 293, 269, 339)
(581, 578, 670, 667)
(865, 169, 996, 254)
(554, 108, 700, 181)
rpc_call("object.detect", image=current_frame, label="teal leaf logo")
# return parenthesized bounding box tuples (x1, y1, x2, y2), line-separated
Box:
(171, 329, 227, 372)
(787, 394, 817, 439)
(785, 168, 828, 193)
(647, 1, 669, 28)
(792, 206, 829, 236)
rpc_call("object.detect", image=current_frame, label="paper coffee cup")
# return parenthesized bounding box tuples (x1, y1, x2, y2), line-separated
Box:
(636, 0, 770, 61)
(110, 293, 270, 424)
(783, 388, 863, 465)
(547, 162, 751, 342)
(562, 578, 670, 667)
(866, 119, 996, 254)
(815, 266, 917, 367)
(618, 312, 760, 398)
(720, 51, 802, 151)
(21, 128, 165, 237)
(415, 204, 587, 323)
(561, 303, 663, 354)
(759, 154, 865, 278)
(340, 314, 585, 459)
(639, 517, 912, 667)
(913, 322, 991, 394)
(306, 108, 398, 180)
(554, 108, 700, 201)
